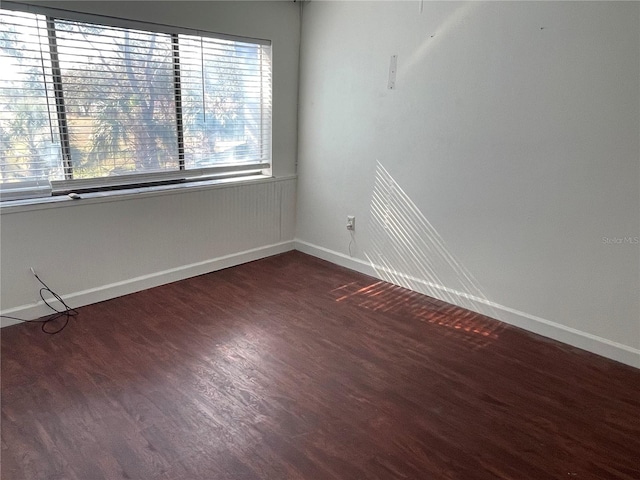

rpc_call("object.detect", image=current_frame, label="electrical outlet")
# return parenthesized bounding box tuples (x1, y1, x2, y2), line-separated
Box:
(346, 215, 355, 231)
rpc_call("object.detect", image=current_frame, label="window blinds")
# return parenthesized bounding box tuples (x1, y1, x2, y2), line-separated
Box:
(179, 34, 272, 169)
(53, 19, 180, 179)
(0, 10, 62, 198)
(0, 5, 272, 199)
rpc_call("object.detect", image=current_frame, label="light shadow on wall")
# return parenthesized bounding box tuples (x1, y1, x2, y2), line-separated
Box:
(358, 161, 503, 347)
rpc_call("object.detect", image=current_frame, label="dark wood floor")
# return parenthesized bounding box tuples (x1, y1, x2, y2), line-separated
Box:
(2, 251, 639, 480)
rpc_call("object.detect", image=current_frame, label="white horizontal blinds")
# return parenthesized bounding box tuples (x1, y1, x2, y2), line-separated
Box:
(179, 34, 272, 168)
(0, 10, 63, 187)
(1, 3, 272, 199)
(53, 19, 179, 179)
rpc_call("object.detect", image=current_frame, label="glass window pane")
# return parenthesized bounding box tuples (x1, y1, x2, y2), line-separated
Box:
(0, 11, 63, 184)
(179, 35, 271, 168)
(55, 19, 178, 179)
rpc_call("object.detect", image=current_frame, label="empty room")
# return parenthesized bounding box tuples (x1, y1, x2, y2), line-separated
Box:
(1, 1, 639, 479)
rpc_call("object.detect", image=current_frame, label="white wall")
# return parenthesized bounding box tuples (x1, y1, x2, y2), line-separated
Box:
(0, 1, 300, 322)
(296, 1, 640, 367)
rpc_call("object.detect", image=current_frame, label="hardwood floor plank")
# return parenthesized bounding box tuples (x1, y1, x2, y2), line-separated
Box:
(2, 251, 639, 479)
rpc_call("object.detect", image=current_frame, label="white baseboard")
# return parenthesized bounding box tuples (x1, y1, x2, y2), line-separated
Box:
(5, 237, 637, 370)
(1, 241, 295, 328)
(294, 239, 640, 369)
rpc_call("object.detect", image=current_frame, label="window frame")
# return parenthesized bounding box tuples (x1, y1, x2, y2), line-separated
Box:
(0, 1, 273, 202)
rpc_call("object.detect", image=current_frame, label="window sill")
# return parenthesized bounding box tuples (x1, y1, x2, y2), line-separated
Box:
(0, 173, 296, 215)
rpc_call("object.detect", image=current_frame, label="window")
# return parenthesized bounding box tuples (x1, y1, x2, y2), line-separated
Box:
(0, 5, 272, 201)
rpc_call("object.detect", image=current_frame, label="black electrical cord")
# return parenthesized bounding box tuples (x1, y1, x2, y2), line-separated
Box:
(0, 272, 78, 334)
